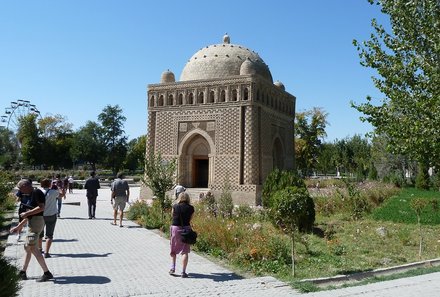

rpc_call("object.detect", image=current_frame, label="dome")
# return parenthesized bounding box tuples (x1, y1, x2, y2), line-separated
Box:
(240, 57, 258, 76)
(161, 69, 175, 83)
(180, 35, 273, 83)
(274, 80, 285, 91)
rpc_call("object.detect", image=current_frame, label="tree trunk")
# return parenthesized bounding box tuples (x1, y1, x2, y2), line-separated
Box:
(418, 214, 423, 259)
(291, 234, 295, 277)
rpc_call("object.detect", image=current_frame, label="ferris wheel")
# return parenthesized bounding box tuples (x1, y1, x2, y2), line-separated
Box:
(0, 100, 42, 133)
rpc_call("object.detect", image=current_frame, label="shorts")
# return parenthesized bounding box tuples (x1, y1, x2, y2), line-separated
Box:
(40, 214, 57, 239)
(26, 216, 44, 247)
(113, 196, 127, 211)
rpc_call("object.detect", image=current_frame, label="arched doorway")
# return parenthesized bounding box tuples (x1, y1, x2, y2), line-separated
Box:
(180, 132, 212, 188)
(272, 137, 285, 170)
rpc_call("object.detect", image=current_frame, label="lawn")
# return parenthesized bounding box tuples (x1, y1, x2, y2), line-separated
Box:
(129, 184, 440, 291)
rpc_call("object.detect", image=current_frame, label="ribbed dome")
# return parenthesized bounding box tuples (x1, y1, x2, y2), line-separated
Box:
(161, 69, 175, 83)
(180, 35, 273, 83)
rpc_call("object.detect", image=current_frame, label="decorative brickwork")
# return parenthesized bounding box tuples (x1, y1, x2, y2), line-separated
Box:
(144, 35, 296, 205)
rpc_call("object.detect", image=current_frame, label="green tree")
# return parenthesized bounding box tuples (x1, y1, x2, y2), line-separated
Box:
(370, 134, 415, 185)
(0, 127, 19, 169)
(410, 198, 429, 259)
(124, 135, 147, 171)
(316, 142, 337, 176)
(98, 105, 128, 174)
(17, 113, 42, 167)
(295, 107, 328, 176)
(352, 0, 440, 188)
(262, 169, 306, 209)
(142, 151, 176, 216)
(270, 186, 315, 276)
(70, 121, 105, 171)
(38, 114, 74, 169)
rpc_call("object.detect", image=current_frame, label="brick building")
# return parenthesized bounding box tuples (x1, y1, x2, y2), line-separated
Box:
(144, 34, 296, 205)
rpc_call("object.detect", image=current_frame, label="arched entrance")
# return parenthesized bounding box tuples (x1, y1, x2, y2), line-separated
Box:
(179, 131, 213, 188)
(272, 137, 285, 170)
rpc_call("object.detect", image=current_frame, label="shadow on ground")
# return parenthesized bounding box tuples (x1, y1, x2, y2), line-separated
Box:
(53, 252, 112, 258)
(53, 275, 111, 284)
(187, 272, 243, 282)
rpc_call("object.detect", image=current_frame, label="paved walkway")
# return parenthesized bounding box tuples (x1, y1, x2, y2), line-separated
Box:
(4, 187, 440, 296)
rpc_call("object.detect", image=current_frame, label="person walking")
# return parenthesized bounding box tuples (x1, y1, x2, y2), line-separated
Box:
(169, 192, 195, 278)
(173, 184, 186, 200)
(10, 179, 54, 282)
(68, 175, 74, 193)
(84, 171, 100, 219)
(39, 178, 58, 258)
(110, 172, 130, 227)
(52, 174, 65, 218)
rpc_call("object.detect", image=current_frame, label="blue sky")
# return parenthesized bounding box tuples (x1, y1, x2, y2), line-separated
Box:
(0, 1, 390, 142)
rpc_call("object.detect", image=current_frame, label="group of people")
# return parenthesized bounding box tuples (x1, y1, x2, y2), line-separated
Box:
(10, 177, 196, 281)
(10, 171, 131, 282)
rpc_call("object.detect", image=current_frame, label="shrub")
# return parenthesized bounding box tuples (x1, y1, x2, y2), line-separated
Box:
(200, 191, 217, 217)
(127, 200, 170, 232)
(234, 204, 254, 219)
(262, 169, 305, 208)
(0, 256, 20, 297)
(218, 186, 233, 219)
(415, 162, 430, 190)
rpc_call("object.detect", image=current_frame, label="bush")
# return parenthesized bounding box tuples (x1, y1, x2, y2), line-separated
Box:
(218, 188, 233, 219)
(126, 200, 170, 232)
(200, 191, 217, 217)
(235, 204, 254, 219)
(0, 255, 20, 297)
(271, 186, 315, 232)
(262, 169, 305, 208)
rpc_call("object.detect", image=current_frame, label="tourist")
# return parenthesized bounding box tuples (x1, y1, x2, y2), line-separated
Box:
(111, 172, 130, 227)
(169, 192, 195, 278)
(84, 171, 100, 219)
(68, 175, 74, 193)
(10, 179, 54, 282)
(39, 178, 58, 258)
(52, 174, 65, 218)
(173, 184, 186, 200)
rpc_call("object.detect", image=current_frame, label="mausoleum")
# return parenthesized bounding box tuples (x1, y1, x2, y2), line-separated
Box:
(144, 34, 296, 204)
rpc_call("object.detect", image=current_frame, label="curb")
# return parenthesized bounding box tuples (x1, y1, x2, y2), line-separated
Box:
(302, 258, 440, 287)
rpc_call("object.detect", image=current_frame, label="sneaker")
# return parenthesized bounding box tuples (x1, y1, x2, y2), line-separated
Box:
(168, 269, 175, 275)
(19, 270, 27, 280)
(36, 271, 53, 282)
(181, 272, 188, 278)
(44, 253, 51, 258)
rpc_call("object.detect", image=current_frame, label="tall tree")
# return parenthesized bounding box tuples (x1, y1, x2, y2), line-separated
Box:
(17, 114, 42, 167)
(124, 135, 147, 171)
(295, 107, 328, 176)
(0, 127, 19, 169)
(38, 114, 74, 168)
(352, 0, 440, 186)
(98, 105, 127, 174)
(143, 150, 176, 215)
(70, 121, 105, 171)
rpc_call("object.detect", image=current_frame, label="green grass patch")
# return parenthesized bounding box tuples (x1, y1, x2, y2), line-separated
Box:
(371, 188, 440, 224)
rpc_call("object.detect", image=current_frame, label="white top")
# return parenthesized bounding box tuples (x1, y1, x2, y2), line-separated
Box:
(174, 185, 186, 196)
(42, 188, 59, 216)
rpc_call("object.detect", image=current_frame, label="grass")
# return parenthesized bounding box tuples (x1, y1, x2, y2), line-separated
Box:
(130, 183, 440, 292)
(371, 187, 440, 224)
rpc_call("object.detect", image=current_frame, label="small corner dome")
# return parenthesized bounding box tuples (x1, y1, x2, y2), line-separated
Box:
(240, 58, 258, 76)
(274, 80, 285, 91)
(161, 69, 175, 83)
